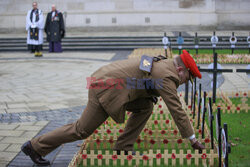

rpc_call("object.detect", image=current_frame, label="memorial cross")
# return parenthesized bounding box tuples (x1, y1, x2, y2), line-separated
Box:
(236, 69, 250, 73)
(211, 31, 219, 54)
(198, 53, 233, 103)
(192, 78, 197, 119)
(162, 32, 170, 58)
(247, 33, 250, 54)
(191, 77, 197, 111)
(177, 32, 184, 55)
(196, 84, 202, 129)
(208, 98, 214, 149)
(216, 107, 222, 167)
(229, 32, 237, 54)
(194, 32, 199, 54)
(201, 91, 207, 138)
(222, 123, 231, 167)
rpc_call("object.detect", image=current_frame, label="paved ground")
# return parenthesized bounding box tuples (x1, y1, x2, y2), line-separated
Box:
(0, 121, 49, 166)
(7, 106, 84, 167)
(0, 51, 128, 115)
(218, 65, 250, 92)
(0, 51, 130, 166)
(0, 50, 249, 167)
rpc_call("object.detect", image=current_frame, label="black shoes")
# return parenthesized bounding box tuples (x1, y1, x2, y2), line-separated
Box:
(21, 141, 50, 166)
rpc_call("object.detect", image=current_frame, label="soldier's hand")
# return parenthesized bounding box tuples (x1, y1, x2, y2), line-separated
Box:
(191, 140, 205, 151)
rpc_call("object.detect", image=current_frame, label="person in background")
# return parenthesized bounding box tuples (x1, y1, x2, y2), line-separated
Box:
(26, 2, 44, 57)
(44, 4, 65, 52)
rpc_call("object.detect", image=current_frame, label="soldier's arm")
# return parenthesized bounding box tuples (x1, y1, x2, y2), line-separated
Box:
(156, 77, 194, 138)
(156, 77, 205, 150)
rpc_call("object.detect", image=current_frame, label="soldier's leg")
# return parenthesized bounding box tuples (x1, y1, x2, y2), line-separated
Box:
(31, 90, 109, 156)
(113, 98, 153, 151)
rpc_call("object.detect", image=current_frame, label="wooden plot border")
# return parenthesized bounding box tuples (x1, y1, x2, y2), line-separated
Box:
(69, 143, 218, 167)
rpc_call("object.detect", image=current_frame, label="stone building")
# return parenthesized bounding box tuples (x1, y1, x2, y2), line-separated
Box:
(0, 0, 249, 33)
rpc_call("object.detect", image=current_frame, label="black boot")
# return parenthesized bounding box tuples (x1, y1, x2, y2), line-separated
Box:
(21, 141, 50, 166)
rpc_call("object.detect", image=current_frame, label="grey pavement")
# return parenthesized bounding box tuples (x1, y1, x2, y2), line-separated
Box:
(0, 121, 49, 167)
(0, 50, 249, 166)
(0, 50, 130, 166)
(0, 51, 129, 115)
(7, 106, 84, 167)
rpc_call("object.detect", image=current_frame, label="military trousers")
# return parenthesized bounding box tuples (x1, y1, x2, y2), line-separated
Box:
(31, 90, 153, 156)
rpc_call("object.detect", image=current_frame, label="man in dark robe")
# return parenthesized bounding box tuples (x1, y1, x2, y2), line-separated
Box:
(44, 4, 65, 52)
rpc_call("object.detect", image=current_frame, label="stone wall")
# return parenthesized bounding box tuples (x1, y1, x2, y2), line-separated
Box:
(215, 0, 250, 28)
(0, 0, 249, 32)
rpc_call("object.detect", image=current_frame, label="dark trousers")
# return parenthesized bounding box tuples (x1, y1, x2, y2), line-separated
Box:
(28, 45, 43, 53)
(49, 42, 62, 52)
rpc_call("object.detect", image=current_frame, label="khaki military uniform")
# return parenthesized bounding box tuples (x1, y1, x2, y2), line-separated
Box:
(31, 58, 194, 156)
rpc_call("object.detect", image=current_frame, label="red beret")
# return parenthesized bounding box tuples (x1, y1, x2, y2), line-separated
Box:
(180, 50, 202, 79)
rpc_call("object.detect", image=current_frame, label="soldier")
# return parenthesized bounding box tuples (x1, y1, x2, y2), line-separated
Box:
(21, 50, 205, 165)
(44, 4, 65, 52)
(26, 2, 44, 57)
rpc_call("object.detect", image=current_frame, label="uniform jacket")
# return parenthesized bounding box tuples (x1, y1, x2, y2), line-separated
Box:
(44, 11, 65, 42)
(90, 57, 194, 138)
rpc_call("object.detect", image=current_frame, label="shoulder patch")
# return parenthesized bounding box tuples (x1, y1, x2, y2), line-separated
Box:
(139, 55, 153, 73)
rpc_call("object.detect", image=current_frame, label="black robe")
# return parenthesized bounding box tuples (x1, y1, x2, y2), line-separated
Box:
(45, 11, 65, 42)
